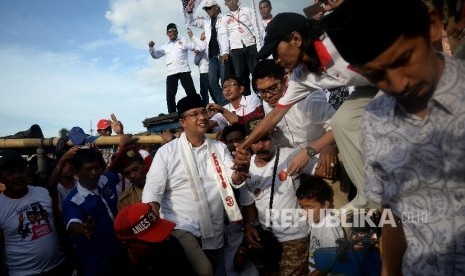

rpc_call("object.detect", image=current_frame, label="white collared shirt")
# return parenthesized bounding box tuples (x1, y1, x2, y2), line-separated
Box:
(142, 138, 237, 249)
(149, 36, 198, 76)
(224, 94, 262, 117)
(186, 13, 230, 57)
(191, 36, 209, 74)
(277, 34, 370, 108)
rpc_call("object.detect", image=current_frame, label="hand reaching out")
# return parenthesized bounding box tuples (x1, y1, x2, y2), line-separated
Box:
(118, 134, 140, 149)
(207, 103, 224, 113)
(231, 144, 251, 184)
(313, 145, 338, 179)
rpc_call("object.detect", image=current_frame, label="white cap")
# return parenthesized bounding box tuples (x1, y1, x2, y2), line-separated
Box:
(203, 0, 219, 9)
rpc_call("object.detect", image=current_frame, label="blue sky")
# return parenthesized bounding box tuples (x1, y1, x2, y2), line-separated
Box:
(0, 0, 309, 137)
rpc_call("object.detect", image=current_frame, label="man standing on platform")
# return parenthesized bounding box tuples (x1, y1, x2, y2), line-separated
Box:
(148, 23, 199, 114)
(185, 0, 230, 105)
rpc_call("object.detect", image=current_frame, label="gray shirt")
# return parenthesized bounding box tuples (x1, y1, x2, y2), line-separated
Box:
(362, 55, 465, 275)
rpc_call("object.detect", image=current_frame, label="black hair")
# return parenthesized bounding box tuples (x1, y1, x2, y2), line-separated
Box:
(0, 150, 27, 172)
(259, 0, 272, 8)
(296, 175, 334, 207)
(221, 123, 247, 142)
(252, 59, 285, 84)
(223, 74, 243, 87)
(166, 23, 177, 31)
(322, 0, 430, 66)
(71, 148, 106, 171)
(295, 18, 325, 73)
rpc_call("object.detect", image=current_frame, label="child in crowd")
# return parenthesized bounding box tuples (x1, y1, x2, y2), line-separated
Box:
(296, 176, 344, 275)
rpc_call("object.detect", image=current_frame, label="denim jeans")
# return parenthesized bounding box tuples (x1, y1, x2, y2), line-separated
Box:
(199, 73, 211, 105)
(229, 44, 258, 96)
(208, 56, 230, 105)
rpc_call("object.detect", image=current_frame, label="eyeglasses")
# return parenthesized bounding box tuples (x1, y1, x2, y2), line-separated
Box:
(183, 109, 208, 120)
(167, 29, 178, 34)
(204, 6, 213, 12)
(257, 83, 282, 96)
(223, 82, 238, 90)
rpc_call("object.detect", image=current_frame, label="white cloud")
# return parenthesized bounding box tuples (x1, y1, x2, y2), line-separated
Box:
(105, 0, 185, 49)
(80, 39, 120, 51)
(0, 45, 164, 137)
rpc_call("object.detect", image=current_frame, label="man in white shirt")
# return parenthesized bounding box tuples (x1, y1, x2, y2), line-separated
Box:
(222, 75, 262, 116)
(253, 59, 338, 179)
(207, 75, 265, 131)
(224, 0, 260, 96)
(258, 0, 273, 28)
(185, 0, 230, 105)
(0, 150, 68, 276)
(142, 94, 251, 275)
(238, 13, 377, 213)
(240, 129, 317, 275)
(148, 23, 199, 113)
(258, 0, 273, 49)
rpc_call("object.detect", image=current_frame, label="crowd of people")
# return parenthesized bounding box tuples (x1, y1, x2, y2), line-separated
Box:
(1, 0, 465, 275)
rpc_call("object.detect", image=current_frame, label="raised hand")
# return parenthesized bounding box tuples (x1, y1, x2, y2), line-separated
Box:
(110, 113, 124, 135)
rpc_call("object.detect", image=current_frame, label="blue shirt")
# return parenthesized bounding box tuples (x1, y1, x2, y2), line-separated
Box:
(63, 172, 120, 276)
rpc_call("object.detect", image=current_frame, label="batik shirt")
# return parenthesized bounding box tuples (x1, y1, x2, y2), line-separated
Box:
(362, 55, 465, 275)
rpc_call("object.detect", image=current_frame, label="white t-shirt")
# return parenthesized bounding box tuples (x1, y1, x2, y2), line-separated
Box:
(264, 90, 335, 149)
(277, 34, 370, 108)
(57, 180, 77, 212)
(309, 214, 344, 272)
(0, 186, 65, 276)
(239, 147, 318, 242)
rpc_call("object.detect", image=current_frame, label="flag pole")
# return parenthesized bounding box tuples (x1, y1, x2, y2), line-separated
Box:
(250, 0, 263, 49)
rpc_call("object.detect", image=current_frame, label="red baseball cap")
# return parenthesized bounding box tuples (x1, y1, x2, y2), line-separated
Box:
(114, 203, 176, 243)
(97, 119, 112, 130)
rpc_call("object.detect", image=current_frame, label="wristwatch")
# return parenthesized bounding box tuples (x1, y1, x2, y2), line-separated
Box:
(306, 146, 317, 158)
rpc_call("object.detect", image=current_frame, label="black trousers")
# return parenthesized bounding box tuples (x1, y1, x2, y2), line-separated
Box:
(166, 72, 197, 114)
(229, 44, 258, 96)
